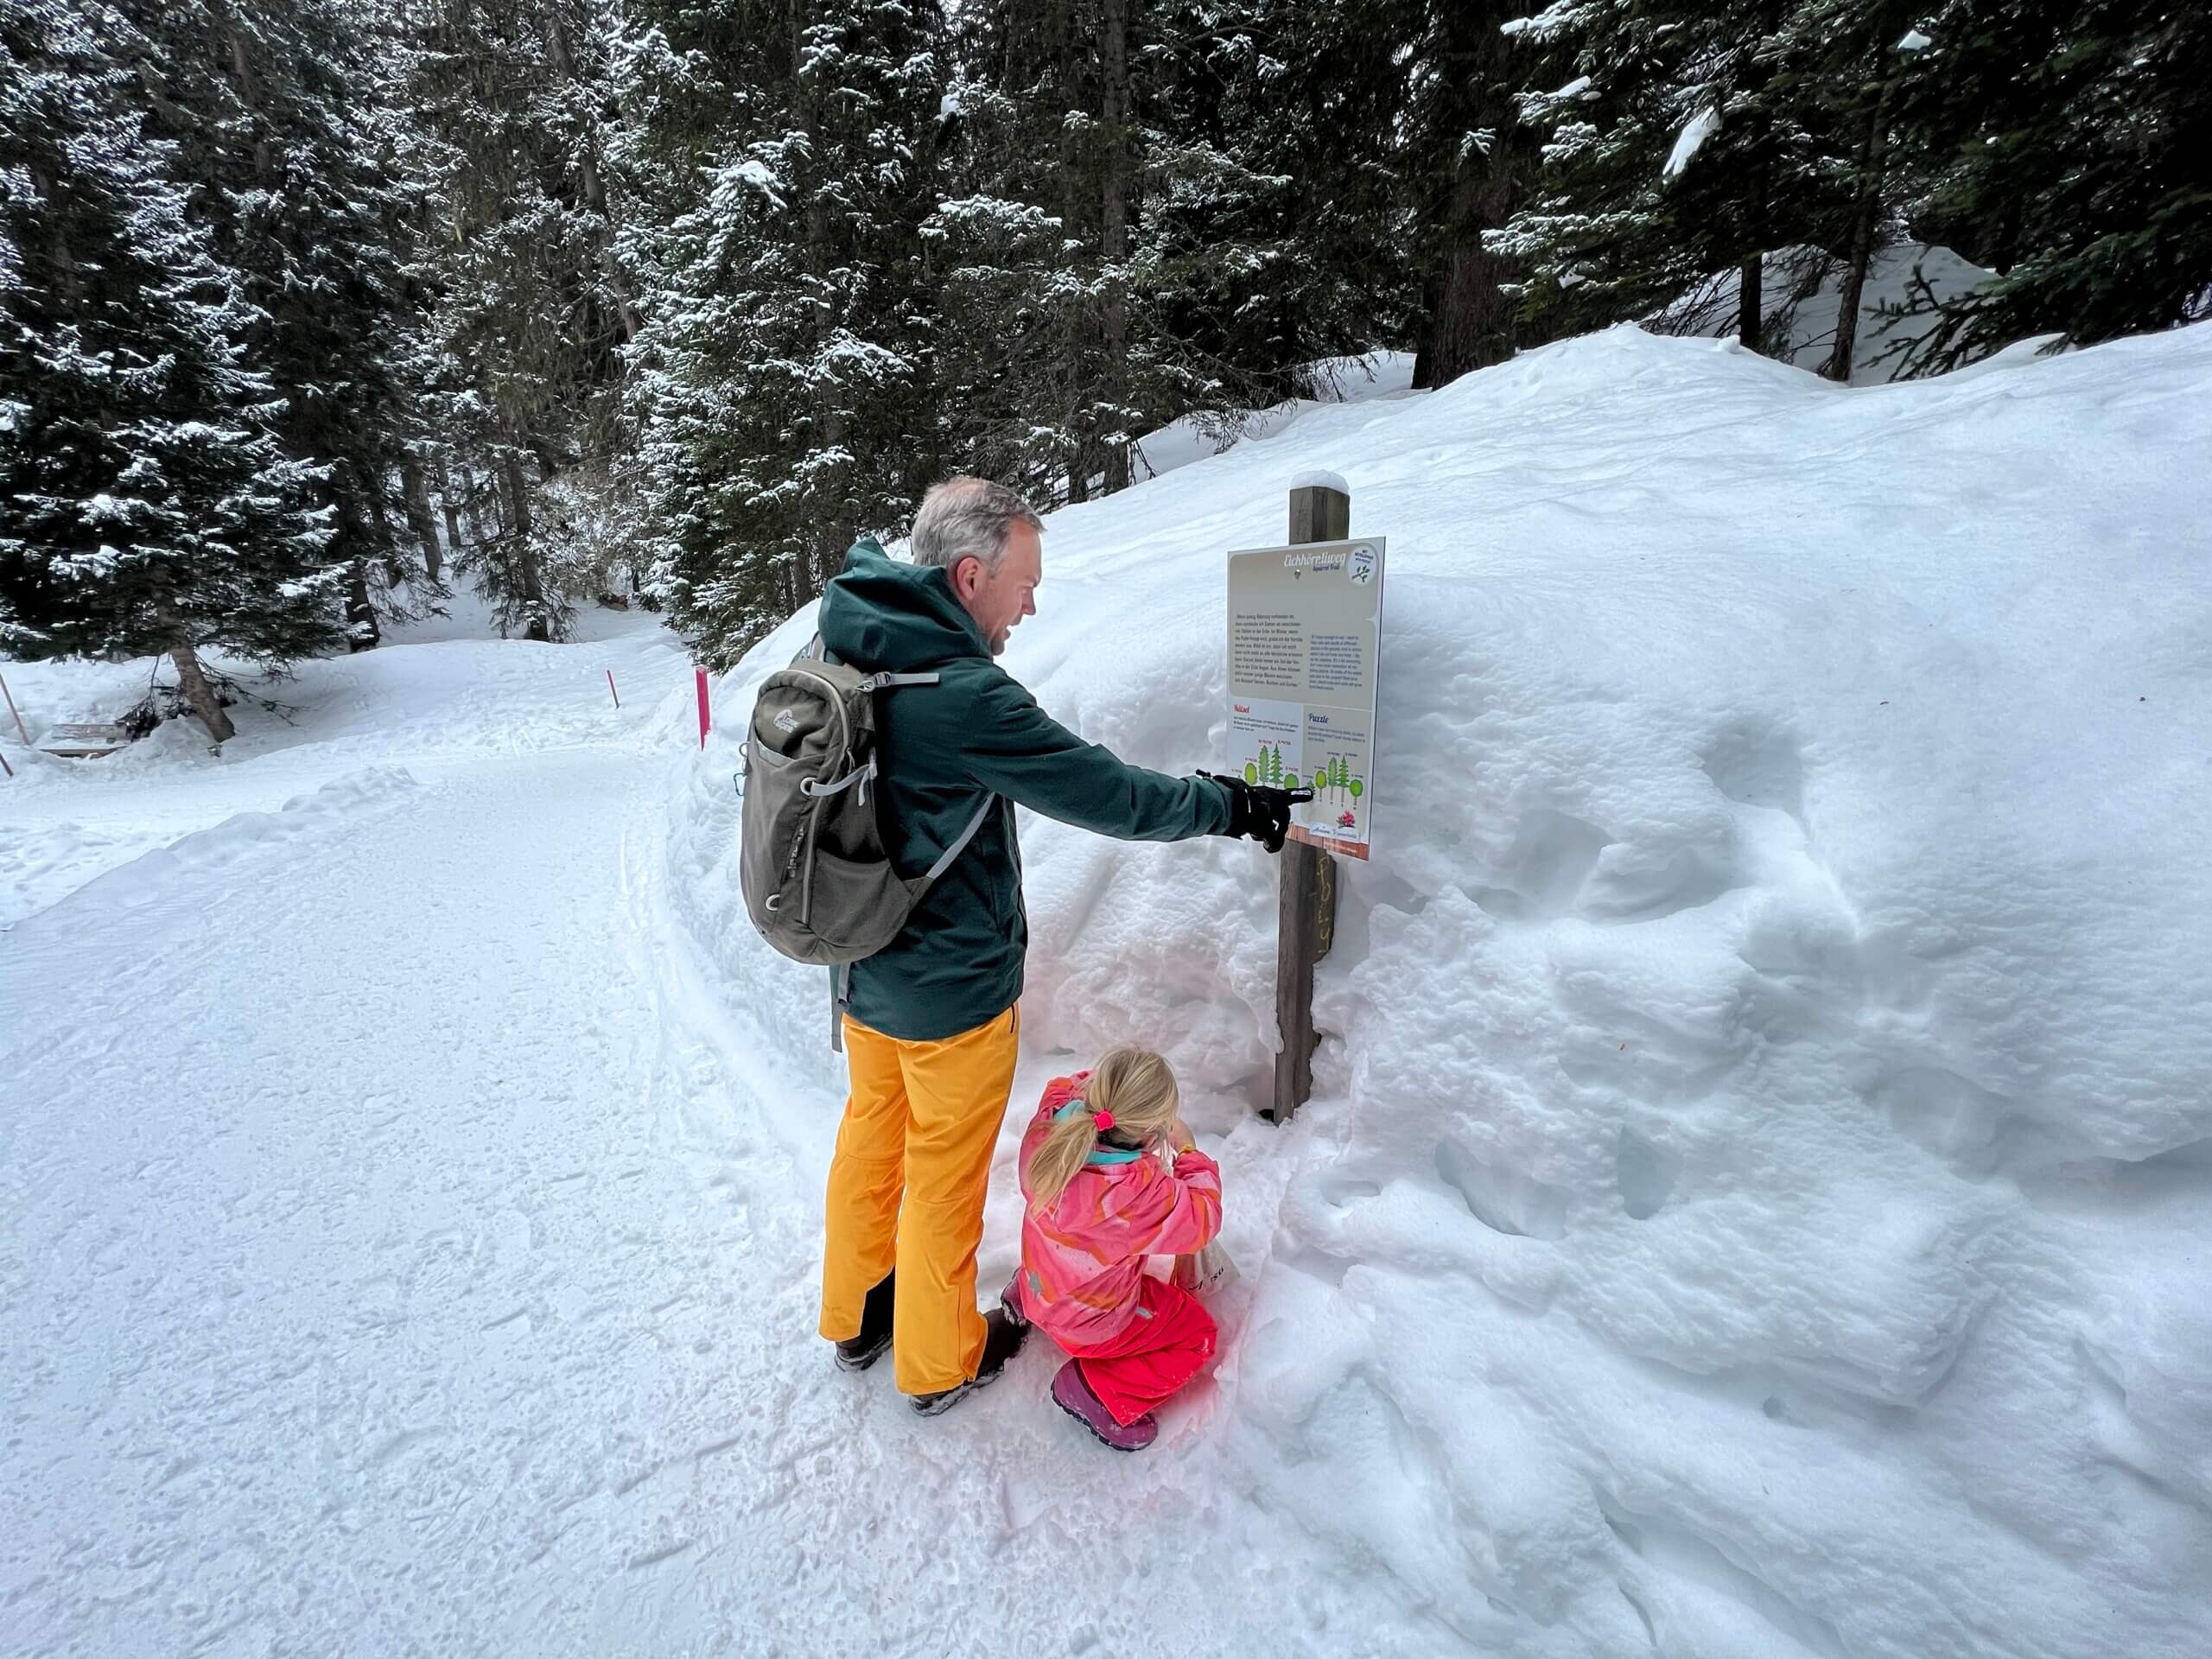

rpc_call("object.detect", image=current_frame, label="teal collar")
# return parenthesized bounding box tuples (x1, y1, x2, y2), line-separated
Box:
(1054, 1100, 1145, 1166)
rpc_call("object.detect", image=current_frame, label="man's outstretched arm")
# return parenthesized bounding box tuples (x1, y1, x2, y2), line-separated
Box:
(955, 668, 1230, 842)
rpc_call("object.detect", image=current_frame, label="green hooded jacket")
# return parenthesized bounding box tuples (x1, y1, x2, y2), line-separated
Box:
(817, 537, 1231, 1041)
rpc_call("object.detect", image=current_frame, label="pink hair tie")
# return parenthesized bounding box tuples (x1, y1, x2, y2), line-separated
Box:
(1092, 1109, 1116, 1131)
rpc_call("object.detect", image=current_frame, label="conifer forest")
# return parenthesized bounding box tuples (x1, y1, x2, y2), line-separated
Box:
(4, 0, 2207, 700)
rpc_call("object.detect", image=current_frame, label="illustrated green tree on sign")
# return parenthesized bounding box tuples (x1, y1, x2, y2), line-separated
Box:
(1244, 760, 1257, 784)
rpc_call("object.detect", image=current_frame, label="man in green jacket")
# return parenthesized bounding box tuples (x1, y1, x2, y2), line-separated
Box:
(815, 477, 1305, 1414)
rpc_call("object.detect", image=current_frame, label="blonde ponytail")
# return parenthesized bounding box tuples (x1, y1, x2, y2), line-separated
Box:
(1025, 1047, 1182, 1208)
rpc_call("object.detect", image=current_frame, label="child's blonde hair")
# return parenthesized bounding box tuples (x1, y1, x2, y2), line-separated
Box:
(1025, 1046, 1181, 1208)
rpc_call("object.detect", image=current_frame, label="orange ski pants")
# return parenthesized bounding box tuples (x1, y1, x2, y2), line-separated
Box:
(818, 1007, 1020, 1395)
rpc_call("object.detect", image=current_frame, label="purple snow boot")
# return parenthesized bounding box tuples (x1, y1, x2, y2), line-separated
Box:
(1052, 1360, 1158, 1452)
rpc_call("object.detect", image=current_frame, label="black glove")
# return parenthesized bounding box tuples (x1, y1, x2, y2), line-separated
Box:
(1200, 772, 1314, 855)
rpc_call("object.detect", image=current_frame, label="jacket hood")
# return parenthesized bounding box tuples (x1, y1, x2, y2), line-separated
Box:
(817, 537, 988, 671)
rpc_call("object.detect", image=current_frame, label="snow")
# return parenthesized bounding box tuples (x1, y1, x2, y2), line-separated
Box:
(8, 323, 2212, 1656)
(1664, 242, 1999, 383)
(1664, 105, 1720, 178)
(1897, 29, 1933, 52)
(678, 324, 2212, 1656)
(0, 592, 661, 927)
(728, 157, 785, 209)
(1287, 467, 1350, 495)
(1135, 351, 1417, 482)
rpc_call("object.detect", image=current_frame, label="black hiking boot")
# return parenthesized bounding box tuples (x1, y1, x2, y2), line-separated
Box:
(909, 1306, 1028, 1417)
(833, 1271, 895, 1373)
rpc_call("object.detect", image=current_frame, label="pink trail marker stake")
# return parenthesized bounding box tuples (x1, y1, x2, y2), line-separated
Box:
(606, 669, 620, 709)
(696, 666, 710, 747)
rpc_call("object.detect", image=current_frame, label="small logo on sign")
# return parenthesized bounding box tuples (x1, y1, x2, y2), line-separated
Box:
(774, 709, 800, 734)
(1348, 545, 1377, 586)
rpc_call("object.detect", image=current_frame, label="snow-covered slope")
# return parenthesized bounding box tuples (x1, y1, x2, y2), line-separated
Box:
(1135, 351, 1419, 481)
(1664, 243, 2001, 383)
(678, 322, 2212, 1657)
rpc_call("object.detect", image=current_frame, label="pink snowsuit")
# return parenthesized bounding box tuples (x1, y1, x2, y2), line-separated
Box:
(1017, 1075, 1223, 1425)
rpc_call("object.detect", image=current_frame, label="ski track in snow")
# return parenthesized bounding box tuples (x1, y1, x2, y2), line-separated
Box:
(0, 618, 1443, 1658)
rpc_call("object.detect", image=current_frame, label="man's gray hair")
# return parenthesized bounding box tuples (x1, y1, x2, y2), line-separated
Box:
(909, 477, 1043, 575)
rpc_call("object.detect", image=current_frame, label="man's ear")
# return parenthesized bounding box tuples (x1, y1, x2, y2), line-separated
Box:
(951, 556, 982, 599)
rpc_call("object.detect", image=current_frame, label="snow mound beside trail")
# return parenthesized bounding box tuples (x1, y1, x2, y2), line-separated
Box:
(677, 322, 2212, 1657)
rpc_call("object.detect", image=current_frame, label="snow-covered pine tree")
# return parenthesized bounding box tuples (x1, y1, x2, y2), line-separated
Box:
(1135, 0, 1556, 395)
(1889, 0, 2212, 371)
(120, 0, 429, 649)
(933, 0, 1142, 503)
(936, 0, 1354, 501)
(391, 0, 639, 642)
(615, 0, 942, 664)
(0, 0, 341, 741)
(1129, 0, 1417, 409)
(1489, 0, 1862, 360)
(1764, 0, 1931, 380)
(1394, 1, 1554, 385)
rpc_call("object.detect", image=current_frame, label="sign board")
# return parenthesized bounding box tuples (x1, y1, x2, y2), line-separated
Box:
(1225, 536, 1385, 860)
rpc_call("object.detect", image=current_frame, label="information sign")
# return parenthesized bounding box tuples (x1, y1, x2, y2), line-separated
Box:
(1225, 536, 1386, 860)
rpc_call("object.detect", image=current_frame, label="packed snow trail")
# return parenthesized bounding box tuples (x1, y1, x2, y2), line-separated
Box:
(0, 621, 1446, 1658)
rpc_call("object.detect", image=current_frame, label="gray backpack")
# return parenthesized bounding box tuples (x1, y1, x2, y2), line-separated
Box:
(739, 636, 993, 973)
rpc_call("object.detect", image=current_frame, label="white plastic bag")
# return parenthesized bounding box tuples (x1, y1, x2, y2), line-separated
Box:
(1171, 1238, 1237, 1296)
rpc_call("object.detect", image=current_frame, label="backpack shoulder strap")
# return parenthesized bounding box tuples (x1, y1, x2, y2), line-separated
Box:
(924, 794, 996, 881)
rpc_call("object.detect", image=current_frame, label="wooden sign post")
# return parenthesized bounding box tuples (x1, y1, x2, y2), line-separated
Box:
(1272, 481, 1348, 1120)
(1226, 480, 1383, 1122)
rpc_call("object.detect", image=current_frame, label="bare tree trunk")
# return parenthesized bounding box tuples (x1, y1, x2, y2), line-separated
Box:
(578, 136, 641, 344)
(460, 461, 489, 547)
(434, 457, 465, 562)
(1739, 105, 1772, 352)
(500, 448, 550, 641)
(1411, 3, 1526, 391)
(1419, 238, 1522, 387)
(399, 454, 442, 583)
(1097, 0, 1132, 495)
(364, 469, 407, 588)
(331, 480, 381, 651)
(346, 563, 379, 650)
(1825, 84, 1895, 383)
(169, 640, 236, 742)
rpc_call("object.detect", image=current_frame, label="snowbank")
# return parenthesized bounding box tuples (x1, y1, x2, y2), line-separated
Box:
(1134, 351, 1419, 481)
(1664, 243, 1998, 383)
(676, 322, 2212, 1656)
